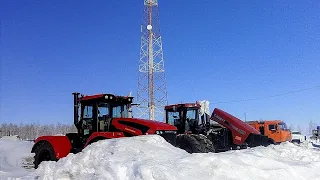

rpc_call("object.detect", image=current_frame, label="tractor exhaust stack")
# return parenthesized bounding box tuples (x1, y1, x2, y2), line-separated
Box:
(72, 92, 80, 126)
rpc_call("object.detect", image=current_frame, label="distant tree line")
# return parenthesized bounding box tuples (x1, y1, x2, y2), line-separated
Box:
(0, 123, 77, 140)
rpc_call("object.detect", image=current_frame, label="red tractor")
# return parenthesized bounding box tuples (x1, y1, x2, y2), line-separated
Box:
(165, 103, 273, 153)
(31, 92, 177, 168)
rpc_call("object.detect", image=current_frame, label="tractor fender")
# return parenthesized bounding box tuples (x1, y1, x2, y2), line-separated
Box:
(32, 136, 72, 159)
(84, 132, 124, 147)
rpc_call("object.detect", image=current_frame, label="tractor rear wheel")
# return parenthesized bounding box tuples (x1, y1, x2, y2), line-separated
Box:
(176, 134, 214, 153)
(34, 142, 57, 169)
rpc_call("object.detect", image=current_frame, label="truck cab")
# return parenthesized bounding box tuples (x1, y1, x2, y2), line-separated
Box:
(291, 131, 306, 144)
(246, 120, 291, 143)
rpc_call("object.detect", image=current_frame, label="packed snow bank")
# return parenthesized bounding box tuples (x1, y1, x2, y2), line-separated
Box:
(0, 135, 21, 141)
(0, 136, 34, 179)
(27, 135, 320, 180)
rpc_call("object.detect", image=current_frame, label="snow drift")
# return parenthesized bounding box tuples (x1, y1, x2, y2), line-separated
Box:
(0, 136, 34, 179)
(26, 135, 320, 180)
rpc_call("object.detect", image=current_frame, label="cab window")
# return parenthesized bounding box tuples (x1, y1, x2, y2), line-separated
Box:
(279, 122, 288, 130)
(83, 105, 93, 131)
(112, 104, 129, 118)
(98, 103, 109, 118)
(268, 124, 277, 131)
(83, 105, 93, 119)
(167, 111, 180, 125)
(186, 109, 196, 120)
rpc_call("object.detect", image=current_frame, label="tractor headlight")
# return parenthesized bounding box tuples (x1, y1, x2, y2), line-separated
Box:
(155, 130, 163, 135)
(105, 95, 109, 99)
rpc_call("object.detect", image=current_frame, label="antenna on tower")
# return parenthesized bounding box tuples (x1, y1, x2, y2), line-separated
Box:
(136, 0, 168, 121)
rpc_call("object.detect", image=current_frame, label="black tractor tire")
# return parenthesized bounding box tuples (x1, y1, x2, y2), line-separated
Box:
(191, 134, 216, 153)
(34, 142, 57, 169)
(176, 134, 215, 153)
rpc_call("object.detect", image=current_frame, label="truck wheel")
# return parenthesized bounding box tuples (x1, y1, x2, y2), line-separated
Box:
(267, 138, 276, 146)
(34, 142, 57, 169)
(176, 134, 214, 153)
(291, 139, 301, 145)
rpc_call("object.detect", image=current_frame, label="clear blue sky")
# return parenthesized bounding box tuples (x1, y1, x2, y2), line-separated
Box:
(1, 1, 319, 131)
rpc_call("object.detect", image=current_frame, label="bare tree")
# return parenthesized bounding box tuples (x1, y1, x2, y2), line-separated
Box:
(308, 121, 317, 135)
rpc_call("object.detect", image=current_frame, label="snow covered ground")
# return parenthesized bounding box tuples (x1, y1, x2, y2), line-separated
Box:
(0, 136, 34, 179)
(1, 135, 320, 180)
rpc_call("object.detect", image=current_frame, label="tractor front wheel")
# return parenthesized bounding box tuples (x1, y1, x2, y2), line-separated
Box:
(176, 134, 214, 153)
(33, 142, 57, 169)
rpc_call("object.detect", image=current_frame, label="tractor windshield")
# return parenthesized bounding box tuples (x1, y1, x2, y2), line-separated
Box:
(184, 109, 199, 132)
(112, 104, 129, 118)
(98, 103, 129, 118)
(98, 103, 109, 118)
(186, 109, 197, 120)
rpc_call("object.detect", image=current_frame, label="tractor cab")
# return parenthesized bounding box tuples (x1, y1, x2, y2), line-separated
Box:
(73, 92, 133, 135)
(165, 103, 204, 134)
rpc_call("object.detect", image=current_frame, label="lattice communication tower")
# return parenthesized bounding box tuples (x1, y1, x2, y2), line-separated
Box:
(136, 0, 168, 121)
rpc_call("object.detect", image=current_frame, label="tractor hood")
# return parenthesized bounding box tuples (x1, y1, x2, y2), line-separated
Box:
(111, 118, 177, 146)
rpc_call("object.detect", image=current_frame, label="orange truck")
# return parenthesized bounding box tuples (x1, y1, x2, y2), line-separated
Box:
(246, 120, 292, 144)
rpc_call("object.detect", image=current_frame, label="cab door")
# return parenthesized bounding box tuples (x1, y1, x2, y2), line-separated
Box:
(279, 122, 292, 142)
(266, 123, 281, 143)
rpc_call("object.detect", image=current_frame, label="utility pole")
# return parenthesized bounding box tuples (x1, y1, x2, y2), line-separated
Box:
(244, 112, 247, 122)
(137, 0, 168, 120)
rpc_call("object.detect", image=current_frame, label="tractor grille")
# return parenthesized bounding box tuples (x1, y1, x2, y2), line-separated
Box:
(159, 132, 177, 146)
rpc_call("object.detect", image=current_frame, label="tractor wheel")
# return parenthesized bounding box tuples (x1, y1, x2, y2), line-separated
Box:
(34, 142, 57, 169)
(190, 134, 216, 153)
(176, 134, 214, 153)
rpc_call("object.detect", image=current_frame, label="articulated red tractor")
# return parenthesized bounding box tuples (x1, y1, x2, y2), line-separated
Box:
(32, 92, 177, 168)
(165, 103, 273, 153)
